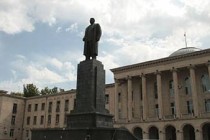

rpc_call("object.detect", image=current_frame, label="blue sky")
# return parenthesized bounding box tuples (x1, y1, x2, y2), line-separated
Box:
(1, 0, 210, 92)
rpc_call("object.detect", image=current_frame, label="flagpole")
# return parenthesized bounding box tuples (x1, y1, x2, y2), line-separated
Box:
(184, 32, 187, 48)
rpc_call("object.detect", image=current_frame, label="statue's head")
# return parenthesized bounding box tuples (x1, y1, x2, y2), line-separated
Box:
(90, 18, 95, 25)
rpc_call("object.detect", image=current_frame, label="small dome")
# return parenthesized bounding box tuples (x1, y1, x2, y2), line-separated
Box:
(169, 47, 202, 57)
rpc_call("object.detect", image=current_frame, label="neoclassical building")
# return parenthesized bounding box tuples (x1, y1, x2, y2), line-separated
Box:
(0, 47, 210, 140)
(110, 47, 210, 140)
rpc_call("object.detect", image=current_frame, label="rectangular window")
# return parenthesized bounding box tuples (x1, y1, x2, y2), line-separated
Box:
(48, 115, 51, 125)
(64, 115, 67, 124)
(56, 101, 60, 112)
(187, 101, 194, 114)
(48, 102, 52, 113)
(28, 104, 31, 112)
(65, 100, 69, 111)
(154, 82, 158, 99)
(26, 130, 29, 137)
(105, 94, 109, 104)
(41, 103, 45, 111)
(34, 104, 38, 111)
(12, 103, 17, 114)
(169, 80, 174, 97)
(40, 115, 44, 125)
(155, 104, 159, 117)
(170, 103, 176, 115)
(118, 108, 122, 118)
(33, 116, 37, 125)
(140, 106, 143, 118)
(205, 99, 210, 112)
(11, 115, 16, 125)
(26, 117, 30, 125)
(118, 93, 121, 102)
(56, 114, 59, 124)
(10, 129, 14, 137)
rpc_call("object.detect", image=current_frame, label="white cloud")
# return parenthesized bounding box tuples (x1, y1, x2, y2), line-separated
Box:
(1, 0, 210, 92)
(56, 27, 62, 33)
(65, 23, 78, 32)
(0, 55, 77, 92)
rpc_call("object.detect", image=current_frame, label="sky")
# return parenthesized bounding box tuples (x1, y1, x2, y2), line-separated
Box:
(1, 0, 210, 93)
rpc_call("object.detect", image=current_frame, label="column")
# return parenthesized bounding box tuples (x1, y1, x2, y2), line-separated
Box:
(189, 65, 199, 116)
(141, 74, 148, 120)
(127, 76, 133, 121)
(114, 78, 119, 122)
(172, 68, 181, 118)
(195, 129, 202, 140)
(176, 130, 183, 140)
(159, 131, 165, 140)
(143, 129, 149, 140)
(156, 71, 163, 119)
(207, 61, 210, 78)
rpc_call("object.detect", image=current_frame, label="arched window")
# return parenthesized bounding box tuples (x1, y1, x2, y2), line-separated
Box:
(201, 74, 210, 92)
(185, 77, 191, 95)
(169, 80, 174, 96)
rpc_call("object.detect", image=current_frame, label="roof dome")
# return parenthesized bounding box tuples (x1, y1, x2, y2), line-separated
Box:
(169, 47, 202, 57)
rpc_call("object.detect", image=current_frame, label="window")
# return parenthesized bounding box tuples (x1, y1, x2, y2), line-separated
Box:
(48, 102, 52, 113)
(105, 94, 109, 104)
(26, 117, 30, 125)
(56, 114, 60, 124)
(205, 99, 210, 112)
(34, 104, 38, 111)
(118, 93, 121, 102)
(56, 101, 60, 112)
(132, 91, 134, 101)
(65, 100, 69, 111)
(41, 103, 45, 111)
(118, 109, 122, 118)
(33, 116, 37, 125)
(201, 74, 210, 92)
(64, 115, 67, 124)
(11, 116, 16, 125)
(10, 129, 14, 137)
(26, 130, 29, 137)
(48, 115, 51, 125)
(155, 104, 159, 117)
(28, 104, 31, 112)
(154, 82, 158, 99)
(140, 106, 143, 118)
(169, 80, 174, 96)
(40, 115, 44, 125)
(187, 101, 194, 114)
(12, 103, 17, 114)
(185, 77, 192, 95)
(170, 103, 176, 115)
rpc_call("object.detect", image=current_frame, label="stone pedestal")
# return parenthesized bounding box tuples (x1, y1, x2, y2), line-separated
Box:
(67, 59, 113, 128)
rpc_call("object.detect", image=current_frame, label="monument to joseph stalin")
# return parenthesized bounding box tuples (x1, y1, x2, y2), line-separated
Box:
(31, 18, 137, 140)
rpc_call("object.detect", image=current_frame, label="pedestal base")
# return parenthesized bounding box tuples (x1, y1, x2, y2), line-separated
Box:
(67, 112, 113, 128)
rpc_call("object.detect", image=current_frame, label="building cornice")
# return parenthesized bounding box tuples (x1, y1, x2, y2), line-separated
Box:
(111, 48, 210, 73)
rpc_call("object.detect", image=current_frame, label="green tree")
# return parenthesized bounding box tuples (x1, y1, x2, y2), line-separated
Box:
(11, 92, 23, 97)
(51, 87, 58, 94)
(40, 87, 52, 95)
(23, 84, 40, 97)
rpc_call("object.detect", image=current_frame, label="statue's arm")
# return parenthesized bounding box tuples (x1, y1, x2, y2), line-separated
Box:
(96, 24, 102, 41)
(83, 28, 87, 41)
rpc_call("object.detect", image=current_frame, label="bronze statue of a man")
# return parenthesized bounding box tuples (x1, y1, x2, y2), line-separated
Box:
(83, 18, 102, 60)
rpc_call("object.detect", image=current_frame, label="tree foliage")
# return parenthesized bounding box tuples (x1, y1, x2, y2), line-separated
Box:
(11, 92, 23, 97)
(23, 84, 64, 97)
(23, 84, 40, 97)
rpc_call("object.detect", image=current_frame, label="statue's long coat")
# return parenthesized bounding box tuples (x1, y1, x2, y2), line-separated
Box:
(83, 23, 102, 57)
